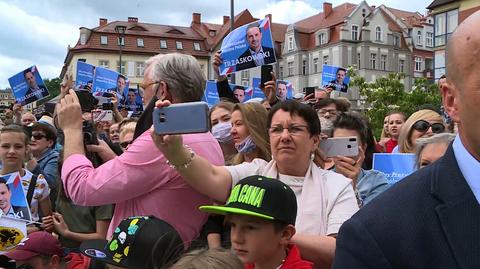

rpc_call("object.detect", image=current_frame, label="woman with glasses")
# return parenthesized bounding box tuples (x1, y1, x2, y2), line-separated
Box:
(152, 100, 358, 268)
(397, 109, 446, 153)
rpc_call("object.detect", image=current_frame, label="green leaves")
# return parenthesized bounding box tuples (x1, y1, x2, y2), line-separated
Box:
(349, 69, 441, 139)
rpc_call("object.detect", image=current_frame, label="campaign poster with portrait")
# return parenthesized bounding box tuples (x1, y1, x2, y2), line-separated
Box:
(122, 88, 144, 112)
(251, 77, 267, 99)
(91, 67, 129, 105)
(75, 61, 95, 91)
(0, 173, 31, 222)
(219, 18, 276, 75)
(276, 80, 294, 101)
(202, 80, 252, 107)
(373, 153, 416, 185)
(8, 66, 50, 105)
(321, 65, 350, 93)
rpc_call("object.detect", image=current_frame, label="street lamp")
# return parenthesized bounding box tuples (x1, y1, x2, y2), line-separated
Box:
(230, 0, 235, 84)
(115, 25, 127, 74)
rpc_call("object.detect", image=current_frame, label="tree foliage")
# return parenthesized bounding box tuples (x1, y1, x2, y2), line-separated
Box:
(348, 68, 442, 138)
(37, 77, 61, 106)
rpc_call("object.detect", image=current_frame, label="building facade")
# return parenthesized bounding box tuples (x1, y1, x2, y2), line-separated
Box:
(427, 0, 480, 80)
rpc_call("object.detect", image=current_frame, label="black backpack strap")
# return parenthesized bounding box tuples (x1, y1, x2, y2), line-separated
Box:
(26, 174, 38, 206)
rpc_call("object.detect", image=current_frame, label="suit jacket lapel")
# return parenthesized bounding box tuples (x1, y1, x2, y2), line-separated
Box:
(432, 145, 480, 269)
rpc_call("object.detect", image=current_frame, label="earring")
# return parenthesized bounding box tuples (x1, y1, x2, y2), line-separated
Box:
(310, 151, 315, 161)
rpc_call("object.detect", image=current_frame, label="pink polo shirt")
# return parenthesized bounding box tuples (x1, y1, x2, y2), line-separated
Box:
(61, 129, 224, 246)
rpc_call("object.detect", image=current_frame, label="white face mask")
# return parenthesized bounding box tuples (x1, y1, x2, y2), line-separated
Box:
(212, 121, 233, 143)
(235, 135, 257, 153)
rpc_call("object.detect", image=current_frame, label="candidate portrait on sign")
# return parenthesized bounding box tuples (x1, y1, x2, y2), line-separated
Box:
(23, 69, 49, 105)
(235, 22, 275, 71)
(0, 178, 29, 221)
(103, 74, 127, 103)
(327, 67, 349, 93)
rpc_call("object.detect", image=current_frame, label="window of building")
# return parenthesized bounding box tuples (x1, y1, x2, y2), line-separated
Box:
(160, 40, 167, 49)
(319, 33, 326, 45)
(415, 57, 423, 71)
(399, 59, 405, 73)
(99, 60, 109, 68)
(380, 55, 387, 71)
(117, 37, 125, 46)
(370, 53, 377, 69)
(209, 30, 216, 37)
(193, 42, 201, 51)
(393, 35, 400, 47)
(241, 70, 249, 80)
(288, 36, 294, 51)
(375, 26, 382, 41)
(426, 32, 433, 47)
(100, 35, 108, 45)
(357, 53, 361, 68)
(80, 33, 86, 45)
(117, 61, 126, 75)
(435, 9, 458, 47)
(417, 30, 422, 46)
(323, 55, 329, 65)
(176, 41, 183, 50)
(351, 25, 359, 41)
(302, 60, 307, 75)
(136, 62, 145, 77)
(136, 38, 144, 47)
(313, 58, 318, 73)
(280, 66, 284, 79)
(287, 62, 294, 76)
(78, 59, 86, 63)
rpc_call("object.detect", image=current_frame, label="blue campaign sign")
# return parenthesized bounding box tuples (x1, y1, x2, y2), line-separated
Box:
(321, 65, 350, 93)
(1, 173, 32, 222)
(122, 88, 144, 112)
(373, 153, 416, 185)
(202, 80, 251, 107)
(220, 18, 276, 75)
(75, 61, 95, 91)
(91, 67, 129, 105)
(8, 65, 50, 105)
(251, 78, 266, 99)
(276, 80, 294, 101)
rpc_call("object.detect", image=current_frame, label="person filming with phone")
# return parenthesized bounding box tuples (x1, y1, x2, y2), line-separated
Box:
(55, 53, 224, 248)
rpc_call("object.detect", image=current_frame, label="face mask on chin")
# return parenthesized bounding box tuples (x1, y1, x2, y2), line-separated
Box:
(212, 121, 233, 143)
(235, 136, 257, 154)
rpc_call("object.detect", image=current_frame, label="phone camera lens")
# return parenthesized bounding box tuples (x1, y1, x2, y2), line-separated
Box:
(347, 145, 352, 148)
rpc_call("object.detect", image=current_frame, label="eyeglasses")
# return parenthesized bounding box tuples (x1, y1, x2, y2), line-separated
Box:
(268, 124, 309, 136)
(31, 133, 47, 140)
(139, 81, 159, 92)
(412, 120, 445, 134)
(120, 140, 133, 148)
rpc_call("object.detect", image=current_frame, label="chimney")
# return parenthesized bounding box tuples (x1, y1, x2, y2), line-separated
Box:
(266, 14, 272, 23)
(192, 13, 201, 24)
(323, 2, 333, 18)
(99, 18, 108, 27)
(223, 16, 230, 25)
(128, 17, 138, 23)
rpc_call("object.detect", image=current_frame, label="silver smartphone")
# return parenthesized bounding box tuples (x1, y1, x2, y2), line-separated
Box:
(319, 136, 359, 157)
(153, 102, 210, 135)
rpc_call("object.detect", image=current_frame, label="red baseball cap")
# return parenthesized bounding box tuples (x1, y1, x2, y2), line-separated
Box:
(2, 231, 63, 261)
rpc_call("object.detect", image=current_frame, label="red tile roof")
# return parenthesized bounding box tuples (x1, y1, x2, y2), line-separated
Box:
(295, 3, 358, 32)
(385, 7, 424, 28)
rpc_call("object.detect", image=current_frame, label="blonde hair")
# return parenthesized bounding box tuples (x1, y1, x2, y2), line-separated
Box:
(398, 109, 443, 153)
(231, 102, 271, 165)
(171, 248, 243, 269)
(119, 121, 137, 142)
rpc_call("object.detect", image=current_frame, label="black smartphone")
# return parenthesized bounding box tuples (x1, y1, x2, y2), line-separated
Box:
(76, 90, 98, 112)
(261, 65, 273, 87)
(102, 102, 114, 110)
(304, 87, 315, 96)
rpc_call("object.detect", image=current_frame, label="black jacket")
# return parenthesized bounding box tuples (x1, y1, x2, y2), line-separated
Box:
(333, 144, 480, 269)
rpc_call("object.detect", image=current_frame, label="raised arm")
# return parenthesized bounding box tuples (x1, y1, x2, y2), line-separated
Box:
(151, 100, 233, 202)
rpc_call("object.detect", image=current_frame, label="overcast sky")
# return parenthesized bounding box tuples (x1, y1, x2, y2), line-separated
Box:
(0, 0, 433, 88)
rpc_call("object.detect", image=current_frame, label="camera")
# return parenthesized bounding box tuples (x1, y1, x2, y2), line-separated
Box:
(82, 121, 99, 145)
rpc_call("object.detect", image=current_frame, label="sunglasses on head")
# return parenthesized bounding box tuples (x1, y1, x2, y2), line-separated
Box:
(412, 120, 445, 134)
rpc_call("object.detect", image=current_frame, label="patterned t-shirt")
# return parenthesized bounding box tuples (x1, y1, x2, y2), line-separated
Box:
(21, 170, 50, 221)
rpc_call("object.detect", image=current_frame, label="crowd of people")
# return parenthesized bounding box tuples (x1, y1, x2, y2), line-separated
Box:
(0, 11, 478, 269)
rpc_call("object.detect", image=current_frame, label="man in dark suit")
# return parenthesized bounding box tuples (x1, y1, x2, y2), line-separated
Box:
(333, 12, 480, 269)
(235, 23, 275, 71)
(23, 70, 49, 105)
(103, 74, 127, 104)
(327, 68, 348, 93)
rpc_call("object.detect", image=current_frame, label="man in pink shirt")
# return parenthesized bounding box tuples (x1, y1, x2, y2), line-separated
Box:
(56, 53, 224, 247)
